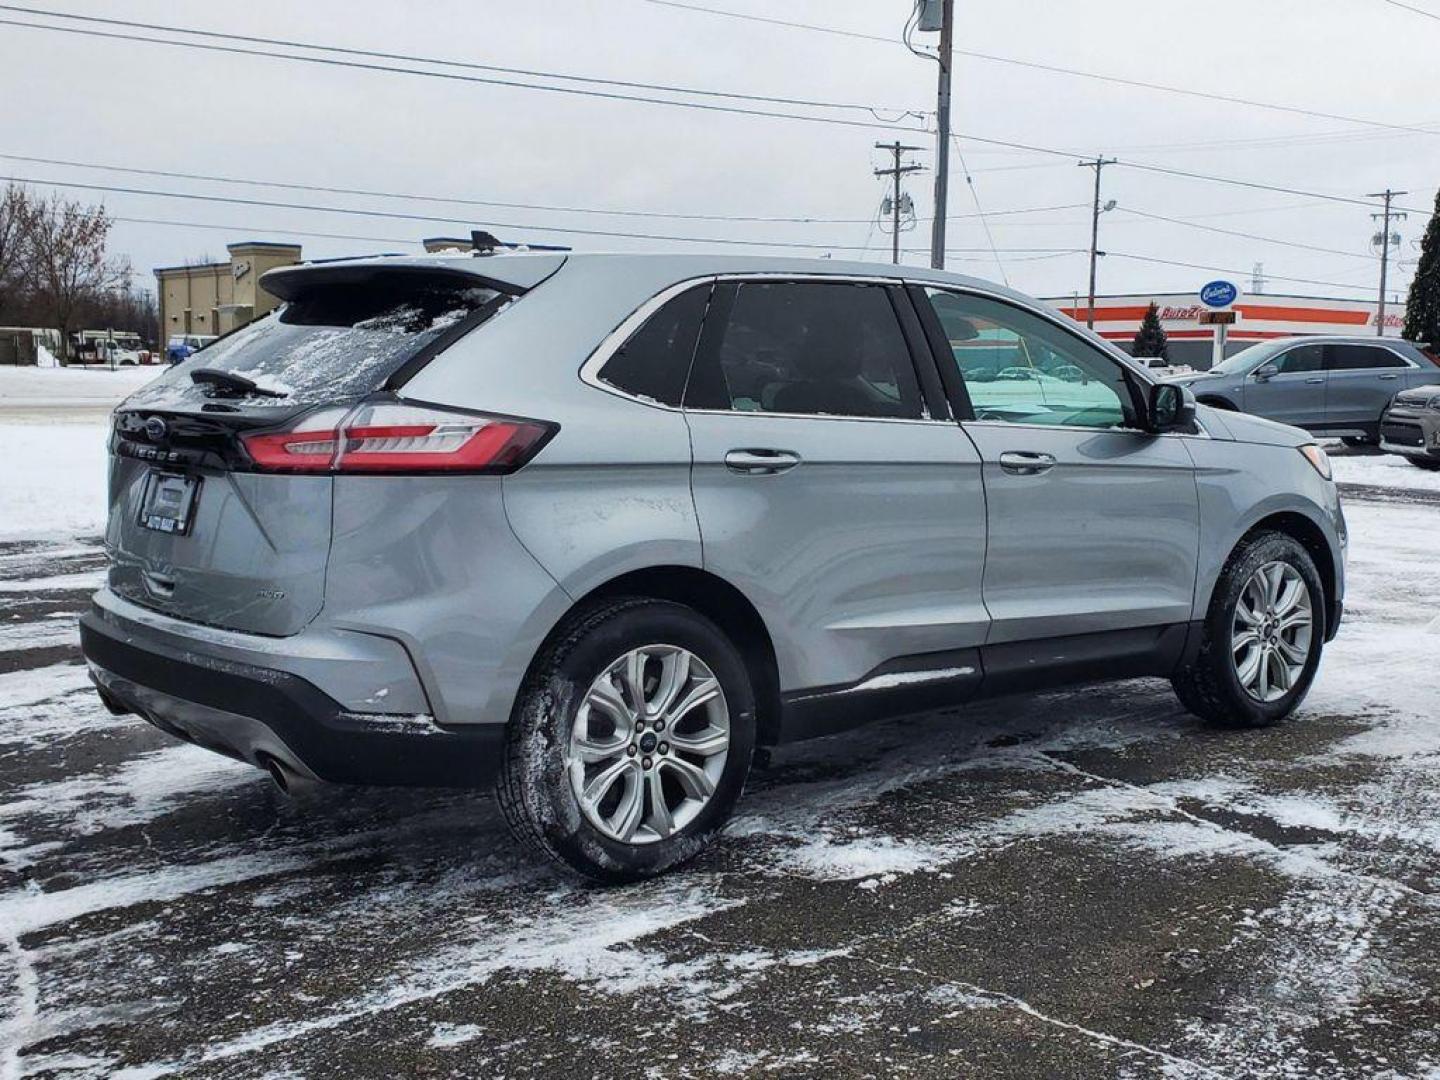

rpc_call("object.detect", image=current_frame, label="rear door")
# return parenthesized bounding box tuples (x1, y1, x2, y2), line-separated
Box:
(1242, 341, 1326, 429)
(1323, 342, 1420, 434)
(915, 286, 1199, 643)
(108, 269, 516, 636)
(683, 278, 988, 693)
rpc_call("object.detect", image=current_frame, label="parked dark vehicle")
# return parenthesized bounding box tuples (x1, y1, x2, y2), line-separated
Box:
(1168, 336, 1440, 445)
(1379, 384, 1440, 470)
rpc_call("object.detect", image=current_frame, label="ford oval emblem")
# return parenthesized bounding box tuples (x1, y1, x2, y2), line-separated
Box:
(144, 416, 168, 442)
(1200, 280, 1239, 309)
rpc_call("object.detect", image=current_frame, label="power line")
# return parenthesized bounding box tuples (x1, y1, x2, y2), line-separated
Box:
(4, 171, 1088, 254)
(640, 0, 1440, 137)
(1378, 0, 1440, 21)
(1114, 160, 1430, 214)
(0, 16, 929, 136)
(8, 11, 1423, 220)
(0, 3, 924, 118)
(0, 150, 1087, 227)
(1105, 251, 1381, 293)
(950, 138, 1008, 285)
(1114, 207, 1375, 260)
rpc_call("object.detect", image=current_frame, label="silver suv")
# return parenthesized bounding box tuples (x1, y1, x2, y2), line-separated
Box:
(1169, 336, 1440, 444)
(82, 253, 1346, 881)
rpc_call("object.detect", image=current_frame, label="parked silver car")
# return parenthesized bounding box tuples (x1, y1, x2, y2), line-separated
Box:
(1379, 383, 1440, 469)
(1168, 336, 1440, 444)
(82, 253, 1346, 880)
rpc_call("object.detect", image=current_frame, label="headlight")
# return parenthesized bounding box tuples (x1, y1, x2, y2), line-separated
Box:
(1299, 443, 1333, 481)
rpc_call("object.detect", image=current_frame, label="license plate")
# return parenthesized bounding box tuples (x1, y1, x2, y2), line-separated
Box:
(138, 470, 200, 535)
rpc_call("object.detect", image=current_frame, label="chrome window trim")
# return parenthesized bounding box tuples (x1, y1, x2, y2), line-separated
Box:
(961, 418, 1212, 441)
(577, 272, 950, 425)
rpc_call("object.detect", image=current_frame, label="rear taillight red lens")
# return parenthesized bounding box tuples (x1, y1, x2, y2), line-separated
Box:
(241, 403, 554, 474)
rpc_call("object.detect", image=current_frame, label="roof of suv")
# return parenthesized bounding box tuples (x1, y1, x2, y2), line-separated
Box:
(261, 249, 1026, 305)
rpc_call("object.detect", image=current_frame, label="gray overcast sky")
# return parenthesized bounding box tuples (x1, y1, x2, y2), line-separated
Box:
(2, 0, 1437, 302)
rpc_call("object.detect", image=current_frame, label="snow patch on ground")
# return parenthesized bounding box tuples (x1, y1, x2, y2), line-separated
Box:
(0, 744, 257, 856)
(0, 423, 111, 541)
(1332, 453, 1440, 493)
(0, 364, 158, 407)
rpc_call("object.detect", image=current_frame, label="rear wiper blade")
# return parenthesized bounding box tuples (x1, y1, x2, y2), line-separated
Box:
(190, 368, 287, 399)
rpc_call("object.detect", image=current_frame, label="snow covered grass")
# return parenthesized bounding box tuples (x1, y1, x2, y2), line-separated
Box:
(0, 364, 158, 408)
(1331, 451, 1440, 492)
(0, 424, 110, 541)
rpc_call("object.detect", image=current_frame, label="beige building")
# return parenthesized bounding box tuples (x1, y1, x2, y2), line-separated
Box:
(155, 241, 302, 341)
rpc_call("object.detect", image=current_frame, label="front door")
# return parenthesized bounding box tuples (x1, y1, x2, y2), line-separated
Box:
(683, 278, 989, 694)
(915, 286, 1200, 644)
(1243, 341, 1326, 429)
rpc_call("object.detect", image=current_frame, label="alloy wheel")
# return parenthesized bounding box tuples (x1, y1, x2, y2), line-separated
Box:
(1232, 561, 1313, 703)
(567, 645, 731, 845)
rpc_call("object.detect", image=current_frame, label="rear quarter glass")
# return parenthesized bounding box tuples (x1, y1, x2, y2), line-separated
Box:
(127, 278, 508, 410)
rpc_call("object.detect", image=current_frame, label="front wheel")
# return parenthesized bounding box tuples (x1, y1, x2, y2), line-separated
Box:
(1172, 531, 1326, 728)
(1407, 455, 1440, 471)
(497, 598, 756, 882)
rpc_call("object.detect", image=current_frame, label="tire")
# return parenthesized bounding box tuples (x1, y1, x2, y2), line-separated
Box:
(1171, 531, 1326, 728)
(497, 597, 756, 883)
(1408, 456, 1440, 471)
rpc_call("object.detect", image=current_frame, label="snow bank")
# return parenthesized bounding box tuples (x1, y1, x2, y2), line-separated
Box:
(0, 422, 110, 540)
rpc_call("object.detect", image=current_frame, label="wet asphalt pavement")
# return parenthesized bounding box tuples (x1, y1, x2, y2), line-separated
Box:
(1, 485, 1437, 1080)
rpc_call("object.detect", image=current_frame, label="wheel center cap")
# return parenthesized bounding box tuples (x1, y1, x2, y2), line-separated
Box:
(638, 732, 659, 754)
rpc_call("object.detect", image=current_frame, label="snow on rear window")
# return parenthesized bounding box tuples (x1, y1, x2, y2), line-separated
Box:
(128, 280, 504, 408)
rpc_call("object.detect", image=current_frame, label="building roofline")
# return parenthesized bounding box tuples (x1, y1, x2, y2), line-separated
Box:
(226, 240, 303, 252)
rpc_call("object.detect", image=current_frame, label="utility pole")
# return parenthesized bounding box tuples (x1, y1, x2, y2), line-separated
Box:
(928, 0, 955, 270)
(1079, 156, 1117, 328)
(875, 141, 925, 265)
(1368, 189, 1408, 337)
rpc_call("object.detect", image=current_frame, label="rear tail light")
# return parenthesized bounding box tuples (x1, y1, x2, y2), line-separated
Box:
(241, 402, 555, 474)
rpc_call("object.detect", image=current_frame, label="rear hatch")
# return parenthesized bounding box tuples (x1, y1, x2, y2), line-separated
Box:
(108, 262, 539, 636)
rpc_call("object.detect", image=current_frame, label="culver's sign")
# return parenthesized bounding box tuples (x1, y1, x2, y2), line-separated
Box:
(1200, 280, 1239, 309)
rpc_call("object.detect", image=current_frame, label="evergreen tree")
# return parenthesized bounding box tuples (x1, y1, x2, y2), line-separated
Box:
(1404, 189, 1440, 345)
(1132, 301, 1169, 359)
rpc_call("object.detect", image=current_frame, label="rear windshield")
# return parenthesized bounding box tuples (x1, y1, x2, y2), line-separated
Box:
(129, 277, 506, 408)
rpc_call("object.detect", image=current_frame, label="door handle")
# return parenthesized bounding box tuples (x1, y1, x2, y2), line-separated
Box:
(998, 451, 1057, 476)
(724, 448, 802, 475)
(1304, 377, 1325, 384)
(1379, 373, 1400, 380)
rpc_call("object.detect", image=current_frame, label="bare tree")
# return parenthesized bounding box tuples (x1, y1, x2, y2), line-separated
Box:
(0, 184, 31, 318)
(23, 193, 129, 363)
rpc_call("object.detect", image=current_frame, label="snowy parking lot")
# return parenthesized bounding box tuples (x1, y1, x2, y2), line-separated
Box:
(2, 386, 1438, 1078)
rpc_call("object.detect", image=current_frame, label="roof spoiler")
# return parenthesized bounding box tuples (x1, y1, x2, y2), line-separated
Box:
(260, 253, 567, 301)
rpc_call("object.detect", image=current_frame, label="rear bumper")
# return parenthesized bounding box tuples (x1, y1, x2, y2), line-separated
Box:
(80, 607, 505, 788)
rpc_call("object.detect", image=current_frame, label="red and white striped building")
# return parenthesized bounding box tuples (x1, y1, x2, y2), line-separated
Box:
(1044, 293, 1405, 370)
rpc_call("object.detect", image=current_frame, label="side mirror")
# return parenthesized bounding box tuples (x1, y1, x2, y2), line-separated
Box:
(1148, 382, 1196, 434)
(1253, 362, 1279, 382)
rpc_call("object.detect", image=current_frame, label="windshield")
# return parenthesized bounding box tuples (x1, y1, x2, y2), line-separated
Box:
(1208, 341, 1282, 376)
(129, 277, 506, 409)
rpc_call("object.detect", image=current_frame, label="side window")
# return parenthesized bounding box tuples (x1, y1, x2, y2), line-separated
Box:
(689, 281, 924, 419)
(596, 284, 710, 406)
(1270, 344, 1324, 374)
(923, 288, 1134, 429)
(1326, 344, 1407, 371)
